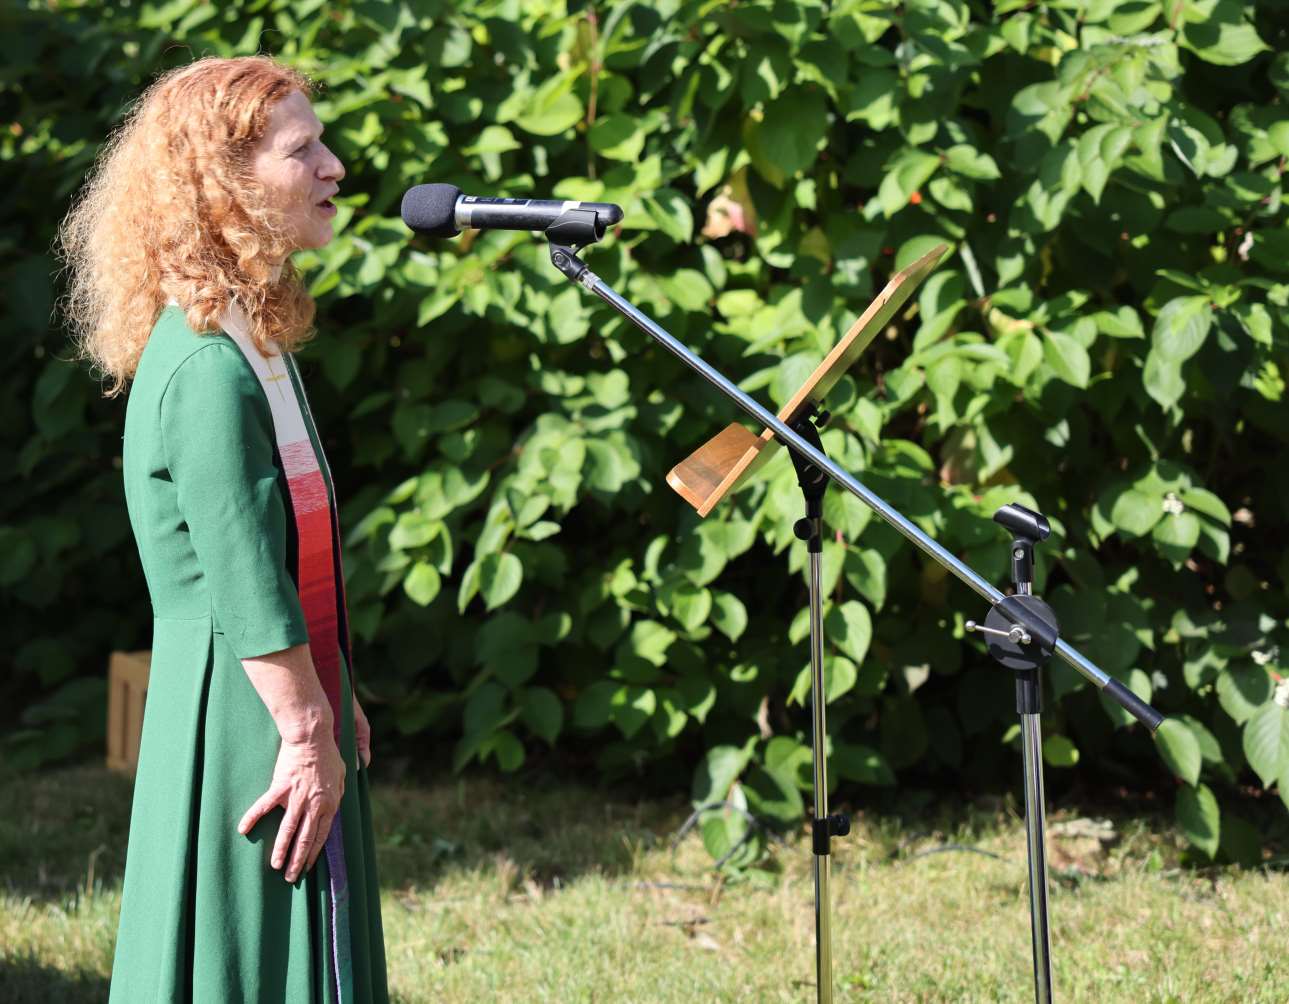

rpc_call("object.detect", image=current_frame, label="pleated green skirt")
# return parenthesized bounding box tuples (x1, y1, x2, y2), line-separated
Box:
(108, 619, 388, 1003)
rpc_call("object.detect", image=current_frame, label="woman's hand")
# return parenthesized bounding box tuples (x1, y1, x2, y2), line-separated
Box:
(236, 644, 348, 881)
(237, 730, 346, 883)
(353, 694, 372, 769)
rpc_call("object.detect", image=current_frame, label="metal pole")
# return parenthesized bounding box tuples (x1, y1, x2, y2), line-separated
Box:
(1021, 713, 1053, 1003)
(807, 545, 833, 1004)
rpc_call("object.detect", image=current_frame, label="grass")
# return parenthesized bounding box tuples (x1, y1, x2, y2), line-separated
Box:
(1, 764, 1286, 1002)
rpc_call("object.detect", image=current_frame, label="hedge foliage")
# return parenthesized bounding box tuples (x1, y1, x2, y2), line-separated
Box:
(4, 0, 1289, 866)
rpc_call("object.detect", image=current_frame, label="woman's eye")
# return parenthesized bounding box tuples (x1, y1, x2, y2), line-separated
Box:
(292, 142, 311, 156)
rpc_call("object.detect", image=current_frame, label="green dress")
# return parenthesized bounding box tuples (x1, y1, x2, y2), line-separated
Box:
(110, 306, 389, 1003)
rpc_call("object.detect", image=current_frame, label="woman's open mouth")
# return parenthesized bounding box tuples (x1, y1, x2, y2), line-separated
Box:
(316, 198, 337, 217)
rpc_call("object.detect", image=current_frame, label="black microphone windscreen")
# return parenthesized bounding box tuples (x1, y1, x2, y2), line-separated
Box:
(401, 184, 462, 237)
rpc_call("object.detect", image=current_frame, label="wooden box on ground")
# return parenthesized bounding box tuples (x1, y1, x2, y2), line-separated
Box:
(107, 650, 151, 775)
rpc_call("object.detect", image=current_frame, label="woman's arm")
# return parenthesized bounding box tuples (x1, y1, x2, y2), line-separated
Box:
(236, 643, 346, 884)
(160, 345, 343, 882)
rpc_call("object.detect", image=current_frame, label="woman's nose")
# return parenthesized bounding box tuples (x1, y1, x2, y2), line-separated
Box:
(319, 144, 345, 182)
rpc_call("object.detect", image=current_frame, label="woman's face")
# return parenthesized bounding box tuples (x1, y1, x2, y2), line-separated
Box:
(250, 90, 345, 254)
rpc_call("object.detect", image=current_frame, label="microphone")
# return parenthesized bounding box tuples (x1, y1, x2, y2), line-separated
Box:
(400, 183, 624, 240)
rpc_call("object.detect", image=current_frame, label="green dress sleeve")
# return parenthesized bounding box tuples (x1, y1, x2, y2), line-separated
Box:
(160, 341, 310, 661)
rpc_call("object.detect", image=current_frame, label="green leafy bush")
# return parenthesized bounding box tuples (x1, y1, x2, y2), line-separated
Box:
(4, 0, 1288, 866)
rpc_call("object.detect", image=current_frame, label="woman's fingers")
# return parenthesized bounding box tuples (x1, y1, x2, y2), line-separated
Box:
(271, 801, 303, 871)
(353, 698, 373, 769)
(238, 783, 287, 836)
(284, 811, 318, 884)
(305, 810, 336, 872)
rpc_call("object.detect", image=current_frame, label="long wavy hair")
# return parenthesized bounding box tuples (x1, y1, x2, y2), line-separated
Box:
(57, 55, 318, 396)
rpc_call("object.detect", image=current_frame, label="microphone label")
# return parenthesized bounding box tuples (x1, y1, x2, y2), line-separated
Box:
(461, 196, 531, 206)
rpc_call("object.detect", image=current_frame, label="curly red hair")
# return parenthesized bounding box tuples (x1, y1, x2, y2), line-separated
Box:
(58, 55, 319, 396)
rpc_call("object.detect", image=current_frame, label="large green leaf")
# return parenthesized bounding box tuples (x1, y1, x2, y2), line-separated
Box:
(1143, 296, 1214, 409)
(692, 743, 753, 804)
(1110, 489, 1163, 537)
(573, 681, 618, 729)
(1153, 511, 1201, 563)
(877, 148, 941, 216)
(1180, 1, 1269, 66)
(480, 552, 523, 611)
(827, 600, 872, 666)
(1176, 783, 1221, 859)
(668, 582, 713, 633)
(1042, 734, 1080, 768)
(746, 87, 830, 187)
(1142, 352, 1186, 410)
(513, 76, 584, 135)
(1151, 296, 1214, 362)
(403, 561, 442, 607)
(519, 687, 563, 745)
(589, 113, 646, 161)
(711, 591, 749, 641)
(789, 655, 858, 706)
(943, 145, 1000, 180)
(1154, 719, 1202, 785)
(834, 743, 895, 786)
(1242, 703, 1289, 789)
(1216, 665, 1273, 724)
(742, 764, 804, 827)
(1043, 330, 1091, 388)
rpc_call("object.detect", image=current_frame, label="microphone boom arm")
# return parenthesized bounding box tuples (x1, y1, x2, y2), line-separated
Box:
(545, 240, 1165, 733)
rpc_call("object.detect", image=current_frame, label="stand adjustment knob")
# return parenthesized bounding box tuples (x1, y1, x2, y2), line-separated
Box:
(812, 813, 850, 856)
(966, 619, 1032, 645)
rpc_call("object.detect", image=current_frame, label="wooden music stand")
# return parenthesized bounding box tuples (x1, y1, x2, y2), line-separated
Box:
(666, 243, 949, 517)
(663, 242, 948, 1004)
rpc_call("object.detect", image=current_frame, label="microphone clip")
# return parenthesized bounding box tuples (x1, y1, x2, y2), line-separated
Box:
(544, 207, 606, 250)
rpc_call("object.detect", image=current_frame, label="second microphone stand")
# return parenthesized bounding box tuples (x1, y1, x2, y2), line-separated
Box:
(966, 504, 1061, 1003)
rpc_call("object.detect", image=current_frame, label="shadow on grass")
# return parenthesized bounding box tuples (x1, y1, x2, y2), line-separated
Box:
(369, 768, 693, 894)
(0, 761, 697, 904)
(0, 957, 111, 1004)
(0, 766, 133, 903)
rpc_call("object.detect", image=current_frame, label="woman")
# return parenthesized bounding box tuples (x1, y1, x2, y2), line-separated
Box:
(58, 56, 388, 1002)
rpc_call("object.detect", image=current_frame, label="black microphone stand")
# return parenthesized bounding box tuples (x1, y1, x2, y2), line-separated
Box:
(966, 503, 1061, 1003)
(540, 216, 1165, 1003)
